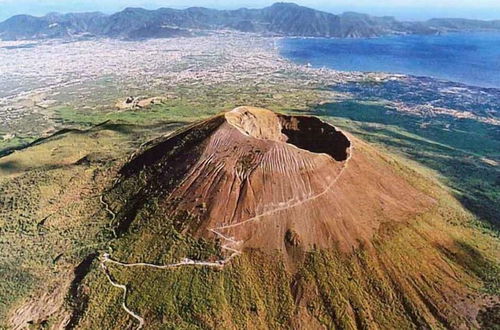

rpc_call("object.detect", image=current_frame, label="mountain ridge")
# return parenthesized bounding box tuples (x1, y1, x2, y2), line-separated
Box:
(1, 2, 500, 40)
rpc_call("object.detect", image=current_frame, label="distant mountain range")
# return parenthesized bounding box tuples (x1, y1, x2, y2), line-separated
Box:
(1, 2, 500, 41)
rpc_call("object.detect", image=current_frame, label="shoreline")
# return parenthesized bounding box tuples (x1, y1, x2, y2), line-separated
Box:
(0, 34, 498, 153)
(278, 32, 500, 90)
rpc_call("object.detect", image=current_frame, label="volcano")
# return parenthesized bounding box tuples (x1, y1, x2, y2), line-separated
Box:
(118, 106, 434, 253)
(73, 106, 499, 329)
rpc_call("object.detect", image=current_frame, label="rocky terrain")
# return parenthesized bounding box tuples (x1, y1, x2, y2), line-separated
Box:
(0, 86, 498, 329)
(119, 106, 433, 254)
(0, 12, 498, 329)
(3, 107, 495, 329)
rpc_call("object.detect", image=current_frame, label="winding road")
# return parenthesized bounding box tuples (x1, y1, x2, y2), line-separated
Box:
(99, 196, 243, 330)
(99, 142, 353, 329)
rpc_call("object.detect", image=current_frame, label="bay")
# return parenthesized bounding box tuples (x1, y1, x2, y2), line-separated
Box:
(279, 33, 500, 88)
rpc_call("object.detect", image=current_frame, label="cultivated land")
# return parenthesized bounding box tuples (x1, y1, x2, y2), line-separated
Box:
(0, 33, 499, 328)
(2, 33, 498, 152)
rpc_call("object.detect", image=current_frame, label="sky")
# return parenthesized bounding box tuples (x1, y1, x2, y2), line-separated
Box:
(0, 0, 499, 22)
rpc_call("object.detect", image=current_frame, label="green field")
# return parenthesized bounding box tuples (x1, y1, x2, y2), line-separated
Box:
(0, 87, 498, 328)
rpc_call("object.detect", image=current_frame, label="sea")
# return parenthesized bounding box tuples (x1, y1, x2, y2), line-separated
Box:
(279, 32, 500, 89)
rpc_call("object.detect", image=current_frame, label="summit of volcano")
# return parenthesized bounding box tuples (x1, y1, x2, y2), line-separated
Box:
(2, 107, 498, 329)
(82, 106, 497, 329)
(117, 106, 434, 255)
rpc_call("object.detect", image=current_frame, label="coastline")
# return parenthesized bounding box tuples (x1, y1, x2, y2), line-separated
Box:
(278, 32, 500, 89)
(0, 33, 498, 154)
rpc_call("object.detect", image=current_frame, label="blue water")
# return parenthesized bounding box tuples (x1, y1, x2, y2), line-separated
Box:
(279, 33, 500, 88)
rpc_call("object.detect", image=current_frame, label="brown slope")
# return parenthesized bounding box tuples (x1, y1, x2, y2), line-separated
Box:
(119, 106, 434, 253)
(77, 106, 498, 329)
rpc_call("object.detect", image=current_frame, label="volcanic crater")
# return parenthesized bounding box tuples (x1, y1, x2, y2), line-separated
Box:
(119, 106, 434, 253)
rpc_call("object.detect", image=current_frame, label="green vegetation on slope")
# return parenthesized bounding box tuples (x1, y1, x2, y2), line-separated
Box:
(0, 90, 498, 328)
(313, 100, 500, 227)
(72, 120, 498, 329)
(0, 121, 188, 327)
(76, 189, 499, 329)
(0, 82, 322, 157)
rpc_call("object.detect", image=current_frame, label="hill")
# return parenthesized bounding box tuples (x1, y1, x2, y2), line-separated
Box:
(84, 107, 498, 329)
(1, 2, 499, 40)
(427, 18, 500, 32)
(116, 107, 434, 253)
(0, 108, 498, 329)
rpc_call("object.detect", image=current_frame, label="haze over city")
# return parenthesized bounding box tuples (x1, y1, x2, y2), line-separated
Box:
(1, 0, 499, 327)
